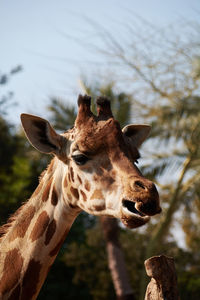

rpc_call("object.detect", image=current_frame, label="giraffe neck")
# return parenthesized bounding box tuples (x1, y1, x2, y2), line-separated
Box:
(0, 158, 80, 300)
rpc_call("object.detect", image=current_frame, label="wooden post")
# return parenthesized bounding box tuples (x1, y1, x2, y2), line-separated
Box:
(144, 255, 179, 300)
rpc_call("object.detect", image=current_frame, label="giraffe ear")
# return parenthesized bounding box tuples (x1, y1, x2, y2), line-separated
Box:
(21, 114, 64, 154)
(122, 124, 151, 148)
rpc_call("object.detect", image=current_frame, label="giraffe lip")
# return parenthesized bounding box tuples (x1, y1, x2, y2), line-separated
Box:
(121, 199, 150, 229)
(122, 200, 146, 217)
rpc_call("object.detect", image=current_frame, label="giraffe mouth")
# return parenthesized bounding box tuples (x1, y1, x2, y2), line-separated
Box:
(122, 200, 146, 217)
(121, 199, 150, 228)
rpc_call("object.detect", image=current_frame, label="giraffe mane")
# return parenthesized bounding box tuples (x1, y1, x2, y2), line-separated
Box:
(0, 203, 26, 241)
(0, 160, 55, 242)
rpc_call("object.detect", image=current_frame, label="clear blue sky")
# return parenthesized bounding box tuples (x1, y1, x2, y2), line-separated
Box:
(1, 0, 199, 124)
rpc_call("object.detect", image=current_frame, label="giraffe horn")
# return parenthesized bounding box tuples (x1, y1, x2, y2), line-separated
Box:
(96, 96, 113, 119)
(75, 94, 94, 126)
(77, 94, 91, 109)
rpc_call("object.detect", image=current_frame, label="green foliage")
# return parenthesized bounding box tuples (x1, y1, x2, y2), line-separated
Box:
(0, 117, 31, 223)
(64, 223, 115, 300)
(48, 97, 77, 131)
(62, 219, 200, 299)
(179, 275, 200, 300)
(0, 117, 16, 170)
(0, 66, 22, 115)
(176, 247, 200, 300)
(38, 255, 92, 300)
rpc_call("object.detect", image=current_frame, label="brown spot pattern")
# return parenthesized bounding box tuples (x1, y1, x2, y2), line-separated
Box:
(70, 167, 74, 182)
(45, 219, 57, 245)
(93, 204, 106, 211)
(77, 175, 82, 184)
(21, 259, 41, 300)
(8, 283, 20, 300)
(68, 173, 71, 182)
(30, 211, 50, 242)
(69, 203, 78, 209)
(49, 228, 69, 257)
(64, 177, 68, 187)
(70, 187, 79, 199)
(84, 180, 91, 191)
(9, 205, 35, 242)
(42, 177, 53, 202)
(80, 190, 87, 202)
(51, 186, 58, 206)
(67, 193, 72, 201)
(103, 175, 115, 185)
(0, 248, 23, 295)
(90, 189, 104, 200)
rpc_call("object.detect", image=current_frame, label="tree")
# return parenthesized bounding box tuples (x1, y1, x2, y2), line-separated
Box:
(0, 66, 22, 115)
(0, 66, 32, 224)
(0, 65, 50, 223)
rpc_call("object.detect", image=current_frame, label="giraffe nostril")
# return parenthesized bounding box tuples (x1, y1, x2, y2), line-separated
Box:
(134, 180, 146, 190)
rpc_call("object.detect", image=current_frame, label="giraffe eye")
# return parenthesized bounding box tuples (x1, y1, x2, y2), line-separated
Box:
(72, 154, 89, 166)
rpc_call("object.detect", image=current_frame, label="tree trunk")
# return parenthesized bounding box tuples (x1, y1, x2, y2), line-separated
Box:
(100, 216, 135, 300)
(144, 255, 179, 300)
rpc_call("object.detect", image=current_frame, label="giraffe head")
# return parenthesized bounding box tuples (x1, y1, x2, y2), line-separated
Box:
(21, 95, 161, 228)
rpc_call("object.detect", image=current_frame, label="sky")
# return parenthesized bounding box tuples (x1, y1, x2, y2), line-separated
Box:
(1, 0, 199, 124)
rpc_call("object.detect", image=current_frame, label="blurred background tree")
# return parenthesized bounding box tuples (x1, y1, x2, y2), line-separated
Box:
(0, 66, 33, 223)
(0, 66, 22, 115)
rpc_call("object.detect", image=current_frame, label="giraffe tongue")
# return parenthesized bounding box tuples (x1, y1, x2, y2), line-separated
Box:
(122, 200, 145, 217)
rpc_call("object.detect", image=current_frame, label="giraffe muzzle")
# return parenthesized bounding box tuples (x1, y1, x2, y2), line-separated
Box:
(129, 177, 161, 216)
(120, 200, 150, 228)
(120, 179, 161, 228)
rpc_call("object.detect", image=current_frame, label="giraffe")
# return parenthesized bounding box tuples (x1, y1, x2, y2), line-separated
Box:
(0, 95, 161, 300)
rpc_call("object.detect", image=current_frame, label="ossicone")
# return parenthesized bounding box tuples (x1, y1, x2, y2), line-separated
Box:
(75, 95, 93, 127)
(77, 94, 91, 108)
(75, 94, 113, 126)
(96, 96, 113, 119)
